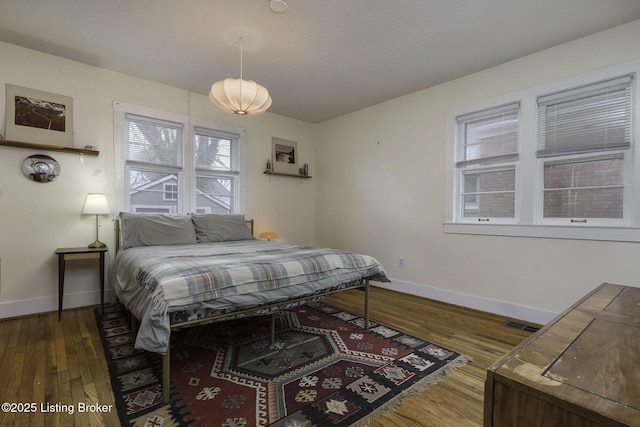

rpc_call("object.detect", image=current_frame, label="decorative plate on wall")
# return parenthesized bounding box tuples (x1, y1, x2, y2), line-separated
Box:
(21, 154, 60, 183)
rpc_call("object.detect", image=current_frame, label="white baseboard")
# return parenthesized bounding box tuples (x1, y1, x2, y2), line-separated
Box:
(372, 278, 558, 326)
(0, 289, 115, 319)
(2, 280, 556, 326)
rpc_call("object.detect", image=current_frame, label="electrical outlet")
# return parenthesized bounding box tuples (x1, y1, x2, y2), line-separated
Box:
(398, 257, 405, 268)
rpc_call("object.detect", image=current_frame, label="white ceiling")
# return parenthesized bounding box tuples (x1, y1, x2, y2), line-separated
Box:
(1, 0, 639, 123)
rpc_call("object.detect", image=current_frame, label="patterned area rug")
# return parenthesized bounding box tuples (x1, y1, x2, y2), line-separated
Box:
(96, 302, 470, 426)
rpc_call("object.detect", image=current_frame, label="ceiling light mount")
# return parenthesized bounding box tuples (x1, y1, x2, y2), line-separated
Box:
(269, 0, 288, 13)
(209, 37, 272, 116)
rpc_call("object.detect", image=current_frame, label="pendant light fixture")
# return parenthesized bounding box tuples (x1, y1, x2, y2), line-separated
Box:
(209, 38, 272, 116)
(269, 0, 288, 13)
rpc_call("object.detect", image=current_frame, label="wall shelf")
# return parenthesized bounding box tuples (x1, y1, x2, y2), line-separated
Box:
(0, 139, 99, 156)
(264, 171, 312, 179)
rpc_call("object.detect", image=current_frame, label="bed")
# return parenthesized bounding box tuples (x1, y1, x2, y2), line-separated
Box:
(109, 212, 389, 403)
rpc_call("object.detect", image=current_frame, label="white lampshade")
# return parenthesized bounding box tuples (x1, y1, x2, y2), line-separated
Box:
(209, 37, 272, 116)
(209, 78, 272, 116)
(83, 193, 109, 215)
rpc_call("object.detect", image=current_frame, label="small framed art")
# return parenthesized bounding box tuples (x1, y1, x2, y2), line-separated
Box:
(5, 84, 74, 147)
(272, 137, 298, 175)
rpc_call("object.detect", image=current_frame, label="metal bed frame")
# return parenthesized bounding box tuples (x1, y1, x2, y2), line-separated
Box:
(113, 219, 371, 403)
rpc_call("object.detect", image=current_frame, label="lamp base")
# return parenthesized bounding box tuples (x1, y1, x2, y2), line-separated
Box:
(88, 240, 106, 249)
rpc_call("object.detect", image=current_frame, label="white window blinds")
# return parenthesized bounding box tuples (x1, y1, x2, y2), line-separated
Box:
(125, 113, 183, 167)
(456, 103, 519, 167)
(537, 75, 633, 158)
(194, 127, 239, 173)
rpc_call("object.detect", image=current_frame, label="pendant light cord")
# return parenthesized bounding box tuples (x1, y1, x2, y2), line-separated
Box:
(239, 37, 243, 80)
(239, 37, 243, 110)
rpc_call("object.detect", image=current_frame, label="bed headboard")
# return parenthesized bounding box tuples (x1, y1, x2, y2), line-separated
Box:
(114, 217, 255, 253)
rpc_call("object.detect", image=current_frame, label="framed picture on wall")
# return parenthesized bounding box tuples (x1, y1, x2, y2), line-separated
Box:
(5, 84, 74, 147)
(272, 137, 298, 175)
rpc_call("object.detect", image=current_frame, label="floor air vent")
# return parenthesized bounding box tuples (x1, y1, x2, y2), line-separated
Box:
(504, 321, 539, 333)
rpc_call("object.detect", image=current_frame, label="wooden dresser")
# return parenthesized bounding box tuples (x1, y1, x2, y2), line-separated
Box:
(484, 283, 640, 427)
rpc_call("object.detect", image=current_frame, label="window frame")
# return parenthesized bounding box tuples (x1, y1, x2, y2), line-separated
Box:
(113, 101, 246, 216)
(163, 182, 178, 202)
(193, 126, 241, 214)
(444, 59, 640, 242)
(458, 164, 519, 223)
(454, 102, 521, 224)
(536, 151, 632, 227)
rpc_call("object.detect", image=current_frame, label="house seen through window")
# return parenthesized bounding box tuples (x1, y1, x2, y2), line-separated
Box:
(117, 104, 244, 215)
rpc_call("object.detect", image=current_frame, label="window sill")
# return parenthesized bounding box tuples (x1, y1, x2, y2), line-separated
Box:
(443, 222, 640, 243)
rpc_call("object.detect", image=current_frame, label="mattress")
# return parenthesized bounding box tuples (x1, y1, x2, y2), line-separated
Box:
(110, 239, 389, 353)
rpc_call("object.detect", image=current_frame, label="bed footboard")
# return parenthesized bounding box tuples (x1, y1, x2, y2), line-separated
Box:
(160, 278, 370, 403)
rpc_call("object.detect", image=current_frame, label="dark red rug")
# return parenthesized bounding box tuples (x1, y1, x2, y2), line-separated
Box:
(96, 302, 469, 426)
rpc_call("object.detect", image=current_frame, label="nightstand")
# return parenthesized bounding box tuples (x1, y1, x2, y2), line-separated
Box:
(55, 246, 108, 321)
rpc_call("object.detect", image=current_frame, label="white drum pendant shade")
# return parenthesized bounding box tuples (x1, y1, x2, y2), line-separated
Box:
(209, 77, 272, 116)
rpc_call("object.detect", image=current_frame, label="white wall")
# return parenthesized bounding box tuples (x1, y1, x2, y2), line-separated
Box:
(0, 41, 317, 318)
(315, 20, 640, 324)
(4, 20, 640, 323)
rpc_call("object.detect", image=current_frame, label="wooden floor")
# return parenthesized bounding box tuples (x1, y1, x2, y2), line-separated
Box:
(0, 286, 533, 427)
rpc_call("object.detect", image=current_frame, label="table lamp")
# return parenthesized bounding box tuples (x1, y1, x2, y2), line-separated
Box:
(83, 193, 109, 248)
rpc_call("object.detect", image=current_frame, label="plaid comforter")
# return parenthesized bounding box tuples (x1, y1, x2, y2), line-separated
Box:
(114, 240, 389, 317)
(111, 240, 389, 353)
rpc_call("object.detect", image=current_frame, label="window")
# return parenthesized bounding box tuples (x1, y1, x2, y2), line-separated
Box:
(163, 183, 178, 201)
(194, 127, 240, 214)
(541, 156, 624, 220)
(462, 168, 516, 219)
(455, 103, 519, 222)
(124, 114, 184, 213)
(114, 102, 245, 215)
(536, 76, 632, 224)
(445, 60, 640, 241)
